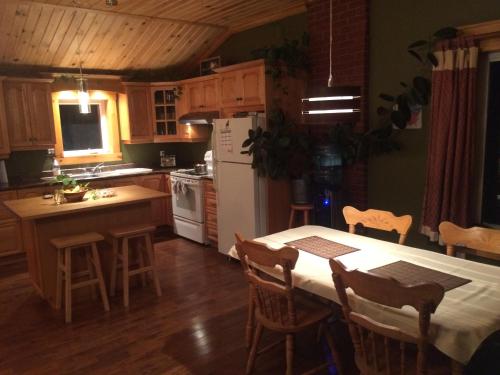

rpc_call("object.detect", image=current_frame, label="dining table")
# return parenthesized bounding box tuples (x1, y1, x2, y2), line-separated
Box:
(228, 225, 500, 367)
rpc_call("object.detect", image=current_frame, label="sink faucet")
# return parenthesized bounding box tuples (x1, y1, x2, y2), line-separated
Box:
(91, 163, 105, 175)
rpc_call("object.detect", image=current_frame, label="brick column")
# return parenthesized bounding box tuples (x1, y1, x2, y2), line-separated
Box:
(306, 0, 369, 210)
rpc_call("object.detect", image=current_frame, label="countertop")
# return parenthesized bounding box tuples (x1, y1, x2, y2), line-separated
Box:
(4, 185, 168, 220)
(0, 167, 180, 192)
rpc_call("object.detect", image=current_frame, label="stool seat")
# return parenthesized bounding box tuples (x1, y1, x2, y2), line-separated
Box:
(109, 224, 156, 238)
(290, 204, 314, 211)
(50, 232, 105, 249)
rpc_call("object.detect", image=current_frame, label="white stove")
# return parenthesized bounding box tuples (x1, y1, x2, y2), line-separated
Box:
(170, 169, 210, 244)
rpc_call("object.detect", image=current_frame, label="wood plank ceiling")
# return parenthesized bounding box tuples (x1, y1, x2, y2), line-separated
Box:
(0, 0, 306, 72)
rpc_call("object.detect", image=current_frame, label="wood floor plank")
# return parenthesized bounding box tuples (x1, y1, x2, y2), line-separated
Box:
(0, 237, 334, 374)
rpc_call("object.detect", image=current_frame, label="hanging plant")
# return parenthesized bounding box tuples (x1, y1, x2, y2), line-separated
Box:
(377, 26, 458, 129)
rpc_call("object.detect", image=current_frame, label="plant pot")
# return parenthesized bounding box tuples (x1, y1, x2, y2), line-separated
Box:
(291, 178, 310, 204)
(63, 189, 88, 202)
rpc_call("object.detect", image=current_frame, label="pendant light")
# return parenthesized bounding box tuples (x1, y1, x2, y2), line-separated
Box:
(73, 0, 90, 114)
(301, 0, 361, 122)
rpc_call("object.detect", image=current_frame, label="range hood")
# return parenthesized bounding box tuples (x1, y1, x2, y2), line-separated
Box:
(178, 111, 219, 125)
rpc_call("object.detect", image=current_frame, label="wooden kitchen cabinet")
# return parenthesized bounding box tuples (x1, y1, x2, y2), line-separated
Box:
(3, 78, 56, 150)
(0, 77, 11, 158)
(164, 175, 173, 227)
(181, 77, 219, 113)
(215, 60, 265, 109)
(150, 83, 178, 141)
(17, 186, 54, 199)
(204, 179, 217, 245)
(119, 83, 154, 144)
(139, 174, 165, 226)
(0, 190, 22, 256)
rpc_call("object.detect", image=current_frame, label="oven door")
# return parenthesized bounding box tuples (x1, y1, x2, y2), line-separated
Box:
(170, 176, 204, 223)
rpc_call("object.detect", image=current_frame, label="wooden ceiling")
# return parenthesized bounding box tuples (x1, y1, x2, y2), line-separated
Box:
(0, 0, 306, 72)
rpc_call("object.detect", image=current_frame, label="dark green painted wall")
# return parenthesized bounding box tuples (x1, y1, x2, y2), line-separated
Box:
(368, 0, 500, 248)
(213, 13, 307, 66)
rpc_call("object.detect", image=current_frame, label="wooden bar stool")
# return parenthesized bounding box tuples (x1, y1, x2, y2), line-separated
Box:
(288, 204, 314, 229)
(51, 232, 110, 323)
(109, 224, 162, 307)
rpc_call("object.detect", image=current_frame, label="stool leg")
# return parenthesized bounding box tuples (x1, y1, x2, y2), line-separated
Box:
(91, 242, 110, 312)
(145, 233, 162, 297)
(122, 238, 130, 307)
(304, 210, 310, 225)
(288, 209, 296, 229)
(64, 247, 72, 323)
(109, 238, 118, 297)
(137, 244, 147, 287)
(85, 247, 97, 300)
(55, 249, 62, 310)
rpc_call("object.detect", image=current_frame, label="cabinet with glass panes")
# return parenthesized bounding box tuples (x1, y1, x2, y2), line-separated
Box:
(151, 85, 178, 140)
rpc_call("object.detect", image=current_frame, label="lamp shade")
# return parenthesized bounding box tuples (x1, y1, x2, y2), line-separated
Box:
(301, 86, 361, 124)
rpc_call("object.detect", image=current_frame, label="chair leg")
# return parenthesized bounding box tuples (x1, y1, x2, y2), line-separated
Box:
(85, 247, 97, 300)
(109, 238, 119, 297)
(64, 247, 72, 323)
(304, 210, 310, 225)
(323, 324, 344, 375)
(246, 289, 255, 349)
(55, 249, 62, 310)
(285, 334, 294, 375)
(122, 238, 130, 307)
(246, 323, 263, 375)
(145, 233, 162, 297)
(91, 242, 110, 312)
(288, 209, 296, 229)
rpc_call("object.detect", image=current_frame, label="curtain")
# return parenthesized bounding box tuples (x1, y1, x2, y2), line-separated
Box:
(421, 39, 479, 241)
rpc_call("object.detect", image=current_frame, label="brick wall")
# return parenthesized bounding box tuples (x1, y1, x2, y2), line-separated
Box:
(306, 0, 369, 210)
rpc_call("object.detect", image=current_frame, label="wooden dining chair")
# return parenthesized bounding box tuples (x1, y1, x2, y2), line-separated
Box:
(234, 232, 256, 349)
(439, 221, 500, 260)
(342, 206, 413, 245)
(239, 239, 345, 375)
(329, 258, 452, 375)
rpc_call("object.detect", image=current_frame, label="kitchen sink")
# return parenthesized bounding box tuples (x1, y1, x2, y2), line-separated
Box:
(41, 168, 153, 182)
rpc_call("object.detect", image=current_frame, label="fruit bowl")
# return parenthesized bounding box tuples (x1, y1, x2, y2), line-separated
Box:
(63, 189, 88, 202)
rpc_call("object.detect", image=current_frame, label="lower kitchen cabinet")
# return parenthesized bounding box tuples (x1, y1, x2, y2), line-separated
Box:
(164, 176, 173, 227)
(0, 190, 22, 256)
(139, 174, 165, 226)
(204, 179, 217, 245)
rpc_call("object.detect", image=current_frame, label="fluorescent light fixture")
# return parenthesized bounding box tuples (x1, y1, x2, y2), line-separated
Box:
(302, 109, 361, 115)
(302, 96, 361, 102)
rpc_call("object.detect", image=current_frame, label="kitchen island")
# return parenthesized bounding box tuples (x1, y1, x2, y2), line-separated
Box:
(4, 185, 167, 307)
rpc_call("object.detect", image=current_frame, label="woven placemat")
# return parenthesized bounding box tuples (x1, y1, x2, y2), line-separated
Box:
(285, 236, 360, 259)
(369, 261, 471, 292)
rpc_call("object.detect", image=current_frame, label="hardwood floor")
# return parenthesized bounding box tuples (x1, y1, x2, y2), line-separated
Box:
(0, 237, 336, 375)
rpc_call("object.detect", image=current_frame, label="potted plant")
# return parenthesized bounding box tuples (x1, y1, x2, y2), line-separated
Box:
(53, 175, 90, 202)
(241, 110, 313, 203)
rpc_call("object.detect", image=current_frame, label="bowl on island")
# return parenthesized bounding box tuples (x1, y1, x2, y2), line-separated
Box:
(62, 187, 89, 202)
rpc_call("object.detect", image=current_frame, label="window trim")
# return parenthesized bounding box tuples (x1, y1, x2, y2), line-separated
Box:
(52, 90, 122, 166)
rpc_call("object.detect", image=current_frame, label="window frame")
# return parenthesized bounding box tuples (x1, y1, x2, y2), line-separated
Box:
(52, 90, 122, 165)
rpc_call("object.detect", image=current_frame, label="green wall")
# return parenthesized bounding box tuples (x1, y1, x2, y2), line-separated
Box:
(369, 0, 500, 248)
(213, 13, 307, 66)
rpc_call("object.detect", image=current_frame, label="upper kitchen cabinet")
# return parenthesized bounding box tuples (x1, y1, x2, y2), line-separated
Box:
(119, 83, 154, 144)
(3, 78, 56, 150)
(178, 76, 219, 115)
(150, 83, 179, 142)
(0, 78, 10, 158)
(215, 60, 265, 109)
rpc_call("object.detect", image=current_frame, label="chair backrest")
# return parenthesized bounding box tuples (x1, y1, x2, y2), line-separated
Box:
(329, 258, 444, 375)
(439, 221, 500, 260)
(238, 239, 299, 329)
(343, 206, 413, 245)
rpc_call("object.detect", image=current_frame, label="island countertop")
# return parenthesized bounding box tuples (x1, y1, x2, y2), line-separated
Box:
(4, 185, 168, 220)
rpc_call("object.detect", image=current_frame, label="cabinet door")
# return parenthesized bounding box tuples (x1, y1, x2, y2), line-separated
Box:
(0, 81, 10, 157)
(0, 219, 22, 256)
(26, 83, 56, 147)
(240, 67, 265, 106)
(17, 186, 53, 199)
(3, 82, 32, 149)
(219, 72, 240, 108)
(187, 82, 203, 112)
(0, 191, 17, 221)
(202, 80, 218, 111)
(164, 176, 173, 226)
(126, 86, 153, 142)
(140, 175, 165, 226)
(109, 177, 138, 187)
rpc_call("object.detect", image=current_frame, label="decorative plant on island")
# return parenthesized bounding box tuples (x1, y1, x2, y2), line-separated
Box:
(52, 175, 90, 202)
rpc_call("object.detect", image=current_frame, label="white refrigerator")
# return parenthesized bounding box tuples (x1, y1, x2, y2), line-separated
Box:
(213, 116, 268, 255)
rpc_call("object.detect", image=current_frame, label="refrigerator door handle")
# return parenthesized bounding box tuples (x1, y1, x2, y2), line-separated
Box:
(211, 125, 217, 191)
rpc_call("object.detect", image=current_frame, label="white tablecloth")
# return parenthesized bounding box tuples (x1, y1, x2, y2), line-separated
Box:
(228, 225, 500, 364)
